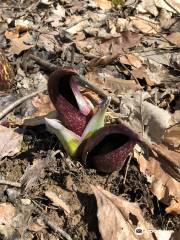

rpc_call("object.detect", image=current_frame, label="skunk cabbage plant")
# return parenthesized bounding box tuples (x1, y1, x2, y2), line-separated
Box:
(48, 68, 93, 136)
(45, 97, 111, 157)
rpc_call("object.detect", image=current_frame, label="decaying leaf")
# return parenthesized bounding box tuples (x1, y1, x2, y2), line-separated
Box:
(37, 32, 59, 53)
(0, 125, 23, 159)
(166, 32, 180, 46)
(85, 71, 140, 94)
(20, 158, 49, 192)
(0, 203, 16, 238)
(5, 31, 35, 55)
(91, 185, 174, 240)
(131, 16, 160, 34)
(135, 145, 180, 213)
(120, 91, 173, 143)
(48, 4, 66, 27)
(137, 0, 159, 16)
(18, 93, 55, 126)
(92, 0, 113, 10)
(163, 124, 180, 148)
(119, 54, 142, 68)
(154, 0, 180, 13)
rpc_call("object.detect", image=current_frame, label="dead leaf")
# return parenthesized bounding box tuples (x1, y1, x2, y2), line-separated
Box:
(163, 124, 180, 148)
(135, 145, 180, 213)
(31, 93, 55, 116)
(92, 0, 113, 10)
(119, 54, 142, 68)
(85, 71, 140, 94)
(137, 0, 158, 16)
(154, 0, 180, 13)
(48, 4, 66, 27)
(120, 91, 173, 143)
(100, 31, 140, 55)
(13, 93, 55, 126)
(166, 32, 180, 46)
(45, 190, 70, 214)
(0, 203, 16, 223)
(20, 158, 49, 192)
(165, 201, 180, 214)
(91, 185, 174, 240)
(37, 32, 59, 53)
(5, 31, 35, 55)
(0, 203, 16, 238)
(0, 125, 23, 159)
(131, 16, 160, 34)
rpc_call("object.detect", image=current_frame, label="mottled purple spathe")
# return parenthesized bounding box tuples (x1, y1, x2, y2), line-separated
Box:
(48, 68, 90, 136)
(81, 124, 139, 173)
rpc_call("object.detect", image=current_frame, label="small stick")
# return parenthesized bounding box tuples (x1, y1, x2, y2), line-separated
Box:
(123, 154, 132, 185)
(0, 88, 46, 120)
(0, 179, 21, 187)
(44, 218, 72, 240)
(29, 54, 56, 71)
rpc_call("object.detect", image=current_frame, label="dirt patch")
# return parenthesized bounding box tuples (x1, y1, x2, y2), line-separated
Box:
(0, 125, 179, 239)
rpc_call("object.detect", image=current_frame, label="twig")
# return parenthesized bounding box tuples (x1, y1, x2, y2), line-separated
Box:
(29, 54, 57, 71)
(0, 88, 46, 120)
(123, 154, 132, 185)
(0, 179, 21, 187)
(44, 218, 72, 240)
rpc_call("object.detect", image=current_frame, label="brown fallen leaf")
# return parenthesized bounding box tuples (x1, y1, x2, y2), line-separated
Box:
(9, 93, 56, 126)
(45, 190, 70, 214)
(135, 145, 180, 213)
(131, 16, 160, 34)
(163, 124, 180, 148)
(0, 203, 16, 238)
(119, 53, 142, 68)
(166, 32, 180, 46)
(92, 0, 113, 10)
(5, 31, 35, 55)
(91, 185, 174, 240)
(0, 125, 23, 159)
(85, 71, 140, 94)
(37, 32, 59, 53)
(137, 0, 158, 16)
(154, 0, 180, 13)
(100, 31, 140, 56)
